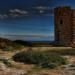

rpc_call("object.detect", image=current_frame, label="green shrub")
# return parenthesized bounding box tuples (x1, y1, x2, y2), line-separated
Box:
(3, 47, 14, 51)
(3, 59, 11, 67)
(41, 63, 57, 69)
(13, 51, 67, 69)
(0, 58, 11, 67)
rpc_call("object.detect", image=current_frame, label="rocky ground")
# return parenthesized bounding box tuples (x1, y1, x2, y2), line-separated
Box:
(0, 63, 26, 75)
(1, 63, 75, 75)
(0, 47, 75, 75)
(0, 59, 74, 75)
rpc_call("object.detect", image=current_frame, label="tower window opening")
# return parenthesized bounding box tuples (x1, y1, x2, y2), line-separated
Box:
(60, 20, 63, 24)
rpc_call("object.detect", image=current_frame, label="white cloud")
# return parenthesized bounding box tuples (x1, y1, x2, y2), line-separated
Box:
(0, 7, 53, 19)
(32, 6, 53, 16)
(9, 9, 28, 15)
(0, 9, 29, 19)
(33, 6, 51, 10)
(8, 9, 29, 18)
(39, 10, 45, 13)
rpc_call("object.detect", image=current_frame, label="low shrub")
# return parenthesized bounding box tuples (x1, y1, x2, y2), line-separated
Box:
(0, 58, 11, 67)
(13, 51, 67, 69)
(3, 59, 11, 67)
(41, 63, 57, 69)
(3, 47, 14, 51)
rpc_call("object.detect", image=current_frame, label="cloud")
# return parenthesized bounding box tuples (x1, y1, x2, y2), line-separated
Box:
(6, 34, 50, 38)
(0, 9, 29, 19)
(39, 10, 45, 13)
(0, 34, 51, 40)
(32, 6, 54, 16)
(33, 6, 51, 10)
(0, 6, 54, 19)
(9, 9, 29, 18)
(0, 14, 8, 19)
(9, 9, 28, 15)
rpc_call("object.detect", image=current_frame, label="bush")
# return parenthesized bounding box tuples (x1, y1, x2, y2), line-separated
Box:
(41, 63, 57, 69)
(3, 47, 14, 51)
(3, 59, 11, 67)
(13, 51, 67, 69)
(0, 58, 11, 67)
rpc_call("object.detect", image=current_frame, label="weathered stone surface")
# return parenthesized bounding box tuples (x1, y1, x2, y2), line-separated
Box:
(54, 6, 75, 46)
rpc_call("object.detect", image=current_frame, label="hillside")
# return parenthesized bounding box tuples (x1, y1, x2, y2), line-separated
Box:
(0, 37, 23, 50)
(14, 40, 54, 47)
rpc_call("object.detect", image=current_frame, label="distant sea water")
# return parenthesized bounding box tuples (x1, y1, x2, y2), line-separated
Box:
(0, 35, 54, 42)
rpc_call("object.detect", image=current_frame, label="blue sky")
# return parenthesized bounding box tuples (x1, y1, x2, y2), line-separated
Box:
(0, 0, 75, 41)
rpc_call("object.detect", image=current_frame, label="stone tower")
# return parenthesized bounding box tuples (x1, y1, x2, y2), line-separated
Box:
(54, 7, 73, 46)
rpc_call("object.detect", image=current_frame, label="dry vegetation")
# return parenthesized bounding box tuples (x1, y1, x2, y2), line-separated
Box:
(0, 37, 75, 75)
(0, 47, 74, 75)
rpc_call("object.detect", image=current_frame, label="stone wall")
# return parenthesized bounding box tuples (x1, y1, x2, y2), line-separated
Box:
(54, 7, 73, 46)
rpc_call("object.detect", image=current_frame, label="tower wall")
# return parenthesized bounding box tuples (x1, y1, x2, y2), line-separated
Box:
(72, 10, 75, 45)
(54, 7, 72, 46)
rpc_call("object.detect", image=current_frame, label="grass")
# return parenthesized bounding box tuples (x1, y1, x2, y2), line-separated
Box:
(12, 50, 67, 69)
(46, 48, 75, 56)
